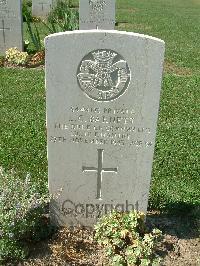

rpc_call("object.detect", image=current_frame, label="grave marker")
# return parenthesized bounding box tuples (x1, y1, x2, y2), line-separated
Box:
(32, 0, 56, 17)
(45, 30, 165, 227)
(0, 0, 23, 54)
(79, 0, 115, 29)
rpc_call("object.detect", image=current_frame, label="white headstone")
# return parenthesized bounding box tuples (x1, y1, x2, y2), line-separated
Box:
(32, 0, 55, 17)
(45, 30, 165, 227)
(0, 0, 23, 54)
(79, 0, 115, 30)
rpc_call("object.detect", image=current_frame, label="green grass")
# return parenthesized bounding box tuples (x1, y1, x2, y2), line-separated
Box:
(116, 0, 200, 72)
(0, 0, 199, 212)
(150, 75, 200, 210)
(0, 69, 47, 190)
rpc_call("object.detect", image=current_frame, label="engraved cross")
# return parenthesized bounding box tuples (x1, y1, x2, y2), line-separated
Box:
(82, 149, 118, 200)
(0, 19, 10, 44)
(39, 2, 50, 11)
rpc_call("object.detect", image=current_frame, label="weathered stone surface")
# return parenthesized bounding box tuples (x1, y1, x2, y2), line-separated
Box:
(32, 0, 56, 17)
(0, 0, 23, 54)
(45, 30, 165, 227)
(79, 0, 115, 30)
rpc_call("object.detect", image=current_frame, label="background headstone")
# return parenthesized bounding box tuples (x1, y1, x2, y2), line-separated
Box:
(45, 30, 165, 227)
(32, 0, 56, 17)
(0, 0, 23, 54)
(79, 0, 115, 29)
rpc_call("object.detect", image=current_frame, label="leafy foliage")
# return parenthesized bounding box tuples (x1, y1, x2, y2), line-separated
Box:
(44, 0, 79, 33)
(23, 0, 32, 7)
(22, 0, 33, 22)
(0, 168, 52, 263)
(95, 211, 163, 266)
(24, 0, 78, 52)
(25, 13, 44, 52)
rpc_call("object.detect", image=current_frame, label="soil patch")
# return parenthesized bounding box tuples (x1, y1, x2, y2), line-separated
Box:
(20, 213, 199, 266)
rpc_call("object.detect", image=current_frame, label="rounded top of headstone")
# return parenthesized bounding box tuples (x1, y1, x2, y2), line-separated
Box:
(45, 30, 165, 46)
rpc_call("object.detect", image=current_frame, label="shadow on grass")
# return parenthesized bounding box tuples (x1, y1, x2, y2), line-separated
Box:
(147, 202, 200, 240)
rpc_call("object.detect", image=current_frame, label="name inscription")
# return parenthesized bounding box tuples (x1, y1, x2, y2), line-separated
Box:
(50, 106, 153, 148)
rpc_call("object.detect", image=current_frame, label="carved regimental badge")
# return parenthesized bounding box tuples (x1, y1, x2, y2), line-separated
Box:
(77, 49, 131, 101)
(0, 0, 7, 4)
(89, 0, 106, 12)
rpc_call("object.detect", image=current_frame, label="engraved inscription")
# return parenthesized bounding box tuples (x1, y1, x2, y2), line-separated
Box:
(0, 3, 16, 19)
(89, 0, 106, 11)
(80, 18, 115, 25)
(50, 106, 154, 148)
(82, 149, 118, 199)
(77, 49, 131, 102)
(80, 0, 115, 28)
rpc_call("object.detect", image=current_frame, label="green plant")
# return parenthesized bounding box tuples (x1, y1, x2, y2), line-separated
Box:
(23, 0, 32, 7)
(95, 211, 163, 266)
(22, 0, 32, 22)
(0, 168, 52, 263)
(24, 39, 30, 52)
(64, 0, 73, 7)
(5, 47, 29, 65)
(43, 0, 79, 33)
(25, 13, 43, 52)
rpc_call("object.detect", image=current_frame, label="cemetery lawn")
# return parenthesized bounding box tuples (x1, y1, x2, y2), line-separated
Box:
(1, 0, 199, 212)
(0, 68, 47, 192)
(0, 0, 199, 264)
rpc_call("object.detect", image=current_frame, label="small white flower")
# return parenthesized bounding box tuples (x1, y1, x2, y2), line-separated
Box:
(8, 233, 14, 238)
(25, 173, 31, 185)
(16, 203, 21, 209)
